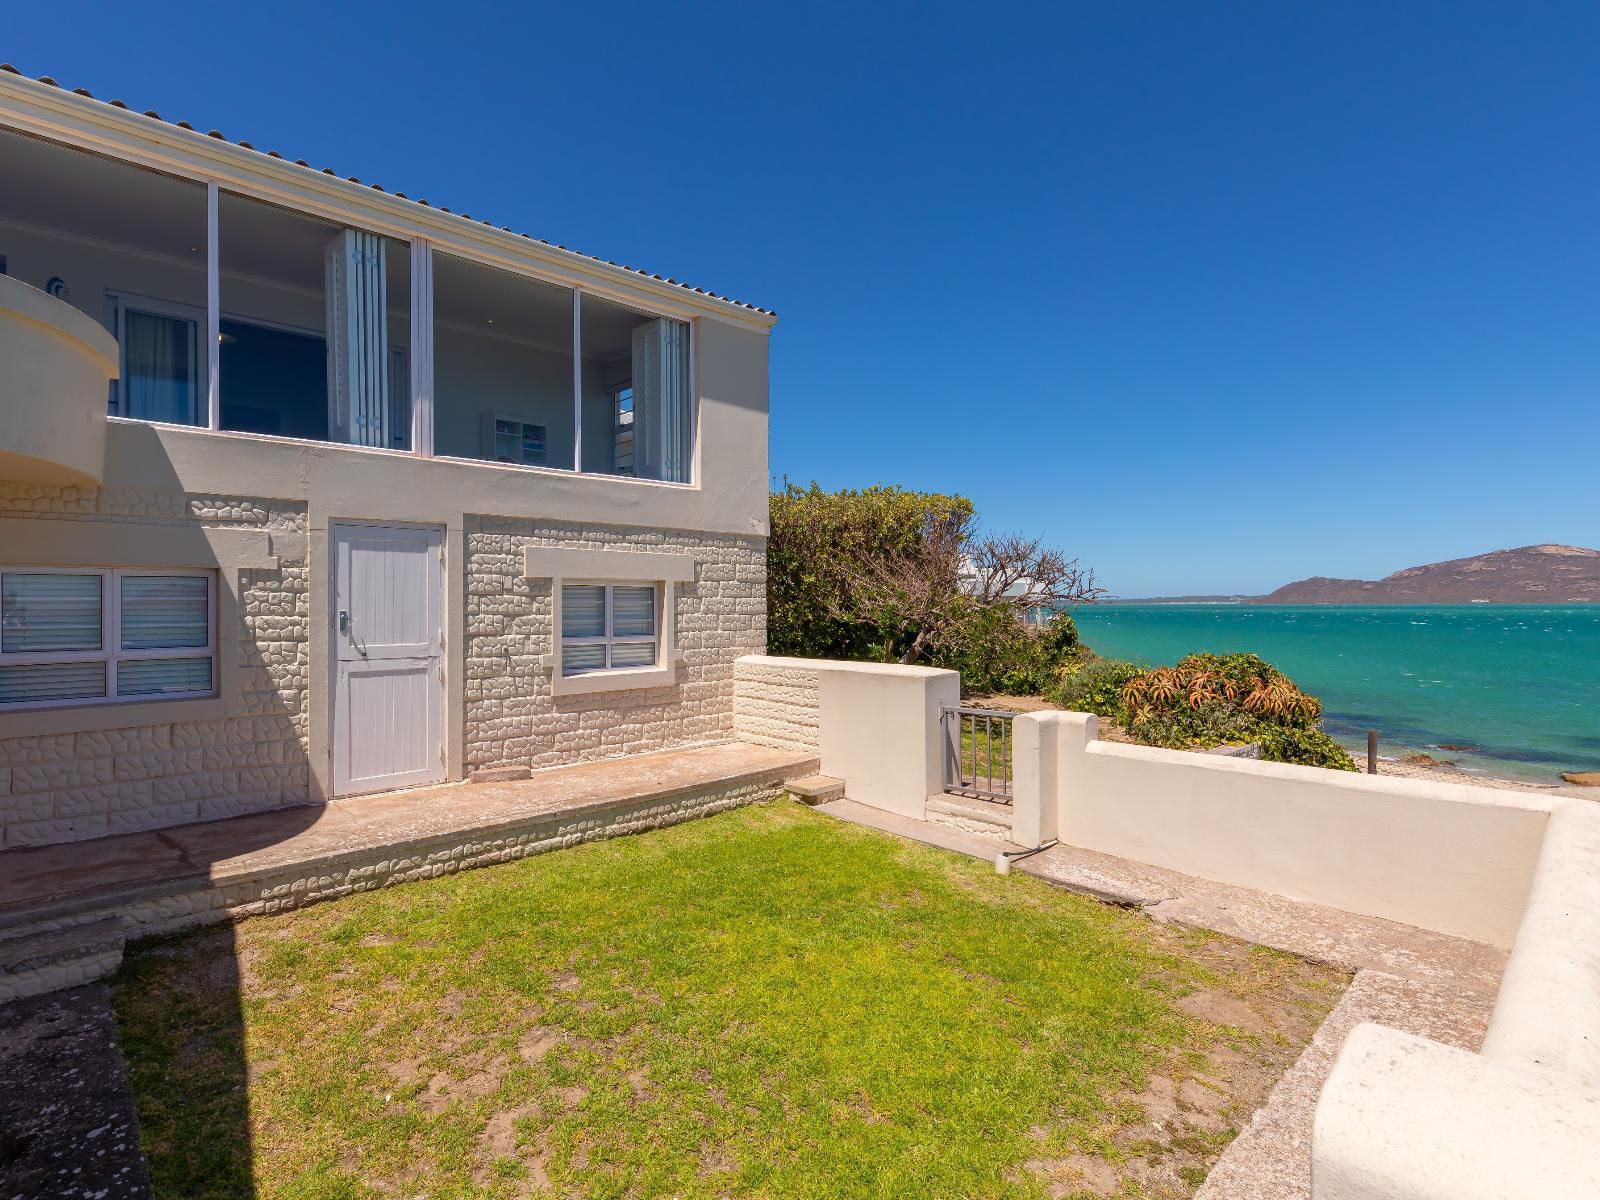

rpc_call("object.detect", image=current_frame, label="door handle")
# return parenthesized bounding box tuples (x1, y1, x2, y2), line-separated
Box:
(338, 609, 350, 634)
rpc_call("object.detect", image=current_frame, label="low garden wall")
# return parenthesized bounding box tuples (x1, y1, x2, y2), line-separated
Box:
(733, 655, 957, 817)
(1312, 797, 1600, 1198)
(1015, 710, 1551, 946)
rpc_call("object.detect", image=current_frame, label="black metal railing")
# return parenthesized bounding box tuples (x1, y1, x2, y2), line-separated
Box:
(942, 705, 1014, 802)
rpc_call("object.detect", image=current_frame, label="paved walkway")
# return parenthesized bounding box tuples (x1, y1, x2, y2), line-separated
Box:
(0, 743, 816, 929)
(815, 797, 1504, 1200)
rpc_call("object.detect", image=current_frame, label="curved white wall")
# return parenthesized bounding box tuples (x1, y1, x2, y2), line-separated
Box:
(0, 274, 117, 485)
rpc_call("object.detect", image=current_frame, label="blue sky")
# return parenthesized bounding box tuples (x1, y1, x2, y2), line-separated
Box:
(9, 3, 1597, 596)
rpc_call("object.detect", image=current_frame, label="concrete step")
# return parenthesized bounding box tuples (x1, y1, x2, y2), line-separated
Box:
(0, 917, 126, 1004)
(786, 775, 846, 805)
(926, 793, 1014, 836)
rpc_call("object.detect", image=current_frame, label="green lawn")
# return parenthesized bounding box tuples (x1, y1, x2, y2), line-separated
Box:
(113, 802, 1344, 1199)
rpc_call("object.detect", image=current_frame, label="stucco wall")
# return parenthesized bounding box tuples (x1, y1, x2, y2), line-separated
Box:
(731, 655, 958, 817)
(462, 519, 766, 774)
(1312, 799, 1600, 1199)
(0, 483, 311, 848)
(1029, 710, 1552, 947)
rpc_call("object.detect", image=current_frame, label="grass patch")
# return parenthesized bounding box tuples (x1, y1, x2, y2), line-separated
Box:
(113, 802, 1345, 1198)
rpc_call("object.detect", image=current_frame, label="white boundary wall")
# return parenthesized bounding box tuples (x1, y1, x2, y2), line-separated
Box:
(733, 655, 958, 818)
(731, 665, 1600, 1192)
(1313, 797, 1600, 1198)
(1014, 710, 1552, 946)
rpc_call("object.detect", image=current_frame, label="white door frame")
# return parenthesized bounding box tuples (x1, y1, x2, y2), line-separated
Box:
(328, 519, 445, 797)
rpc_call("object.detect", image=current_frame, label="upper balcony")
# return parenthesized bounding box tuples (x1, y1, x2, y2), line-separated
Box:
(0, 123, 700, 489)
(0, 273, 117, 486)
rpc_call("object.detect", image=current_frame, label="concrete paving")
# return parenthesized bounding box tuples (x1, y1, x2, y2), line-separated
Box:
(0, 983, 151, 1200)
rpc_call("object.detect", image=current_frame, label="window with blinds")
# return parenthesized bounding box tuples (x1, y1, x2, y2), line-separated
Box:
(560, 583, 658, 676)
(0, 569, 216, 709)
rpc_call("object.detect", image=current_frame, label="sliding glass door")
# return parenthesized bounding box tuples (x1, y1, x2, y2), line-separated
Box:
(113, 300, 203, 426)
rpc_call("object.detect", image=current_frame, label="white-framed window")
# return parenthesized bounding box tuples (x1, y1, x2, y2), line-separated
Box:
(560, 583, 658, 676)
(0, 568, 217, 710)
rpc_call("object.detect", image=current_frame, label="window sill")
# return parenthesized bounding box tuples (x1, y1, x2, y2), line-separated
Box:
(0, 695, 227, 738)
(550, 663, 676, 697)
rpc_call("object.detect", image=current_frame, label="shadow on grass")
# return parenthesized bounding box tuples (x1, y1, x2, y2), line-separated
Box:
(0, 795, 333, 1199)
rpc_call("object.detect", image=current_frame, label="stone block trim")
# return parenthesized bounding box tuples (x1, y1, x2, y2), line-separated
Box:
(0, 486, 311, 849)
(733, 656, 822, 753)
(463, 518, 767, 775)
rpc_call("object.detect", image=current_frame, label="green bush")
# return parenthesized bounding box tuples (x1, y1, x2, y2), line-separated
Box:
(1073, 649, 1354, 771)
(1125, 700, 1263, 751)
(767, 482, 971, 661)
(947, 611, 1082, 695)
(1050, 657, 1142, 720)
(1256, 727, 1358, 771)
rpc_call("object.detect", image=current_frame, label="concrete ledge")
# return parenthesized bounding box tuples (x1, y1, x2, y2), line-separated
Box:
(0, 917, 126, 1004)
(1313, 1023, 1600, 1199)
(785, 775, 845, 804)
(1481, 798, 1600, 1088)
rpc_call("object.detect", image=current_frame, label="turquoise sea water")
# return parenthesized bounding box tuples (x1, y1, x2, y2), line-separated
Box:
(1067, 605, 1600, 783)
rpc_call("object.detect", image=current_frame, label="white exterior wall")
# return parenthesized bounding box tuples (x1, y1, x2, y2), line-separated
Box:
(1026, 710, 1550, 946)
(732, 655, 958, 817)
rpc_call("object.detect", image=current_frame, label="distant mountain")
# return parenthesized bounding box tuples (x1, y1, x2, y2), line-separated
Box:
(1257, 545, 1600, 604)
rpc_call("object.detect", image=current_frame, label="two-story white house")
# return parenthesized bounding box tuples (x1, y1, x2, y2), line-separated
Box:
(0, 68, 776, 850)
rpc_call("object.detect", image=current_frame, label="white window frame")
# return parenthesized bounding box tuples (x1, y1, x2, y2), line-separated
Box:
(0, 567, 218, 711)
(560, 581, 660, 676)
(611, 384, 636, 476)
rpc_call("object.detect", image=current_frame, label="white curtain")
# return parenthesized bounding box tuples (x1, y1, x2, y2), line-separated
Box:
(123, 309, 195, 424)
(326, 229, 390, 448)
(631, 318, 692, 483)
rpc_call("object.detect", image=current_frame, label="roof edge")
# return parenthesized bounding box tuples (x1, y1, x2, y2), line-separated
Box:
(0, 67, 778, 330)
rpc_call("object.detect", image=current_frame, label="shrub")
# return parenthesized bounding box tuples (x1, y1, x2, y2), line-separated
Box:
(1099, 650, 1353, 770)
(1050, 657, 1143, 720)
(767, 483, 973, 661)
(1125, 700, 1262, 751)
(947, 611, 1082, 695)
(767, 482, 1097, 675)
(1121, 652, 1323, 731)
(1257, 726, 1358, 771)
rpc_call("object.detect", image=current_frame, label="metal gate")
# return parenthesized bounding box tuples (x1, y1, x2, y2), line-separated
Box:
(942, 705, 1014, 802)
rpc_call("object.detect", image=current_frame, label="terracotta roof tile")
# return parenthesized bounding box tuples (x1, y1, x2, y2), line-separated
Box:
(0, 64, 774, 317)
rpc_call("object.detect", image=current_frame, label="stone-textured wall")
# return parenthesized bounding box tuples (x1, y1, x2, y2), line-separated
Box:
(0, 488, 770, 849)
(0, 483, 311, 849)
(464, 517, 767, 774)
(733, 656, 821, 753)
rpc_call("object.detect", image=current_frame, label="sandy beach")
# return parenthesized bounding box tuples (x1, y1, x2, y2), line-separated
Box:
(1364, 755, 1595, 797)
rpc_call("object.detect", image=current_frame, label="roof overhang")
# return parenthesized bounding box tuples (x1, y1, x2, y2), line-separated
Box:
(0, 71, 777, 334)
